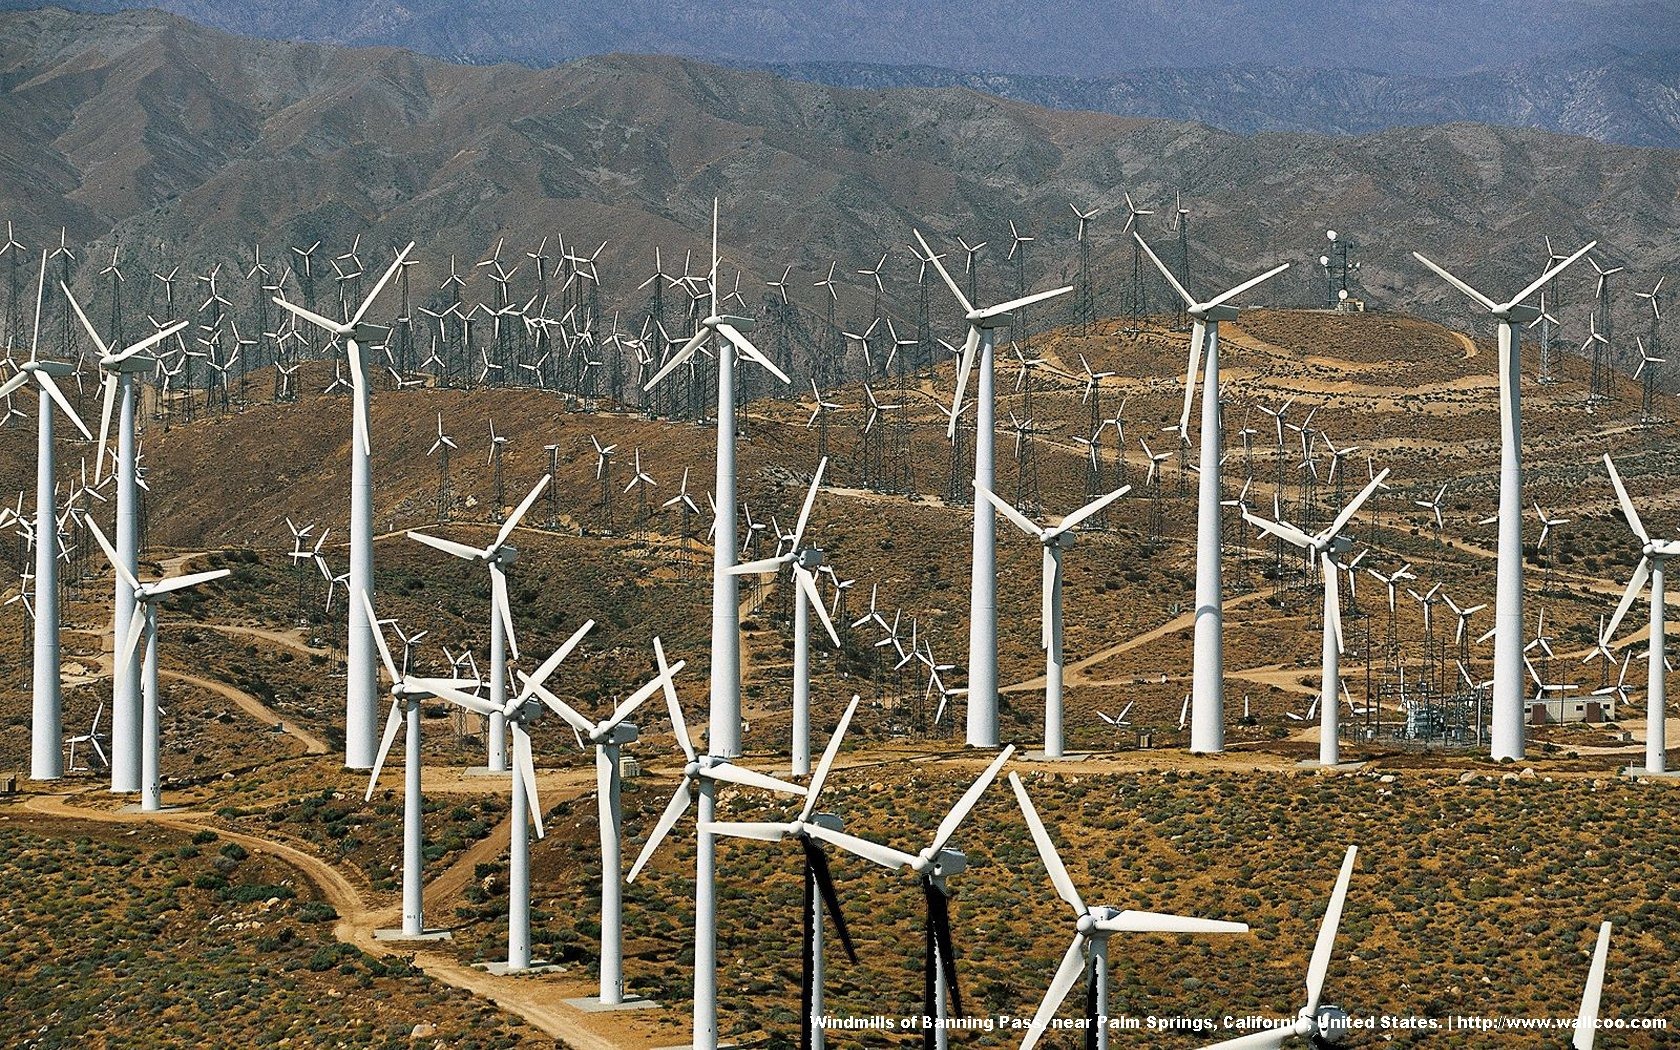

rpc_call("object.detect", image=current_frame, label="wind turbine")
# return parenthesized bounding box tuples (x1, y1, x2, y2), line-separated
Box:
(1010, 772, 1248, 1050)
(1412, 239, 1594, 760)
(519, 639, 685, 1005)
(730, 457, 841, 775)
(641, 200, 790, 765)
(705, 697, 889, 1050)
(1244, 470, 1390, 766)
(913, 227, 1071, 749)
(1601, 454, 1677, 775)
(407, 475, 550, 771)
(423, 621, 595, 973)
(626, 623, 804, 1050)
(360, 592, 469, 941)
(772, 746, 1017, 1050)
(62, 286, 186, 794)
(1136, 232, 1290, 755)
(272, 241, 415, 770)
(979, 483, 1131, 758)
(0, 250, 93, 780)
(1198, 846, 1358, 1050)
(86, 519, 228, 811)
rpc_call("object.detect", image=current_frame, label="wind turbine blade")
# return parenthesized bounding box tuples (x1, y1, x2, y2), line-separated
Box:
(0, 371, 28, 399)
(359, 591, 402, 683)
(407, 530, 484, 561)
(1602, 455, 1648, 542)
(947, 326, 981, 439)
(521, 618, 595, 700)
(927, 745, 1015, 857)
(346, 342, 371, 458)
(1244, 510, 1314, 551)
(806, 840, 858, 962)
(119, 320, 189, 360)
(418, 679, 501, 718)
(1179, 320, 1206, 436)
(272, 296, 349, 335)
(36, 372, 92, 439)
(1096, 911, 1249, 934)
(805, 823, 917, 871)
(491, 564, 519, 663)
(977, 483, 1044, 539)
(801, 695, 859, 823)
(1202, 262, 1291, 311)
(729, 554, 793, 576)
(1008, 772, 1084, 916)
(1411, 252, 1499, 312)
(799, 569, 842, 647)
(913, 229, 974, 315)
(1305, 845, 1357, 1016)
(792, 456, 828, 547)
(596, 746, 614, 861)
(653, 637, 696, 763)
(521, 675, 594, 736)
(1020, 935, 1088, 1050)
(1604, 557, 1651, 641)
(1509, 241, 1596, 310)
(60, 284, 110, 357)
(627, 780, 691, 882)
(365, 696, 405, 801)
(117, 604, 146, 681)
(604, 658, 683, 731)
(94, 373, 117, 485)
(720, 323, 791, 385)
(514, 726, 544, 839)
(1327, 468, 1389, 540)
(701, 820, 796, 842)
(496, 475, 550, 549)
(1047, 486, 1132, 539)
(1196, 1027, 1301, 1050)
(642, 332, 705, 392)
(1134, 233, 1195, 307)
(978, 285, 1074, 321)
(1572, 922, 1613, 1050)
(347, 241, 414, 328)
(84, 518, 140, 592)
(146, 568, 231, 595)
(706, 761, 805, 795)
(1324, 553, 1344, 655)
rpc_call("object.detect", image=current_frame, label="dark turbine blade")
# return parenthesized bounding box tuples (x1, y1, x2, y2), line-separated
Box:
(924, 877, 962, 1018)
(805, 839, 857, 963)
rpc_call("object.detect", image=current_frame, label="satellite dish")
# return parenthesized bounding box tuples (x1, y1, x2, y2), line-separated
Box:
(1338, 289, 1350, 301)
(1327, 230, 1339, 241)
(1320, 255, 1330, 267)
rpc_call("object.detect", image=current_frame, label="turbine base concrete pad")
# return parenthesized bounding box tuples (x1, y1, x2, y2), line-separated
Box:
(1294, 760, 1368, 771)
(374, 928, 453, 942)
(463, 766, 511, 777)
(564, 995, 661, 1012)
(1021, 750, 1093, 762)
(478, 960, 567, 976)
(117, 803, 191, 814)
(1621, 766, 1680, 780)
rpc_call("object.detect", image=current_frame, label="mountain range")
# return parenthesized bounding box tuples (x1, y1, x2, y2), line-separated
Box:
(0, 7, 1675, 336)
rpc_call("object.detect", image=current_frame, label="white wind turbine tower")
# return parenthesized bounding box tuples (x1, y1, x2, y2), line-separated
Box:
(86, 519, 229, 811)
(1601, 454, 1677, 775)
(521, 638, 684, 1005)
(1412, 240, 1594, 761)
(1199, 846, 1358, 1050)
(0, 251, 93, 780)
(730, 457, 842, 776)
(627, 641, 804, 1050)
(1244, 470, 1390, 766)
(407, 475, 550, 772)
(913, 227, 1071, 749)
(62, 286, 186, 794)
(642, 200, 790, 761)
(979, 483, 1131, 758)
(425, 621, 596, 973)
(1010, 772, 1248, 1050)
(1135, 232, 1290, 754)
(272, 241, 415, 769)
